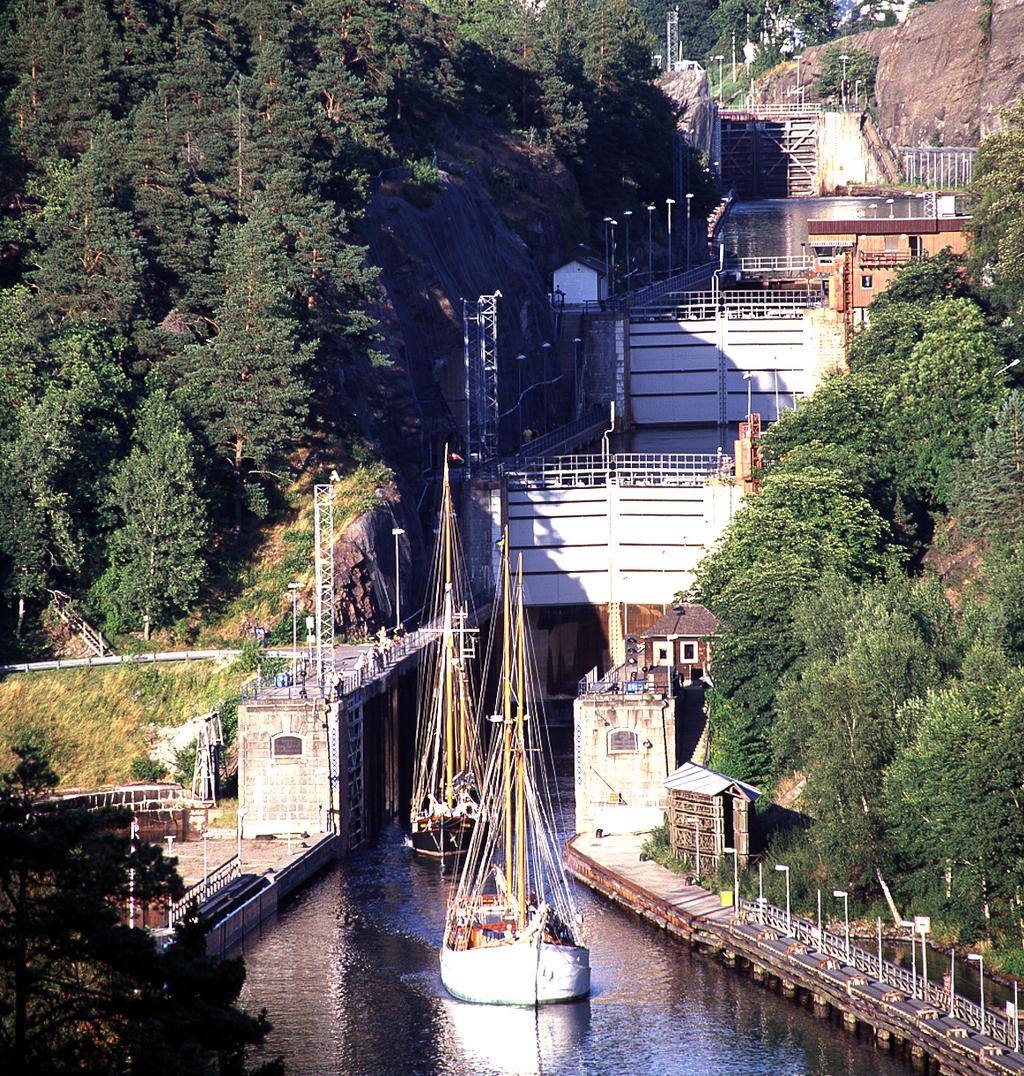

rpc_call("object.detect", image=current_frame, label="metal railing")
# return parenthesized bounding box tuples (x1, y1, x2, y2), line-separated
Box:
(624, 261, 716, 308)
(858, 250, 913, 268)
(725, 255, 812, 275)
(737, 897, 1018, 1049)
(632, 286, 824, 322)
(168, 854, 241, 927)
(899, 146, 976, 189)
(505, 451, 734, 491)
(512, 408, 607, 461)
(720, 103, 826, 117)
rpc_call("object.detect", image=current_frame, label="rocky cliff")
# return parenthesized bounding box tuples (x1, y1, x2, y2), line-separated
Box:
(660, 67, 715, 156)
(762, 0, 1024, 148)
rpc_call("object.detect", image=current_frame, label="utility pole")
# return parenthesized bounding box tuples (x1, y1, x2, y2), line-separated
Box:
(665, 198, 675, 274)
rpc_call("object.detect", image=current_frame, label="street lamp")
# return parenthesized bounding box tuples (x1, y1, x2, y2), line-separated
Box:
(999, 358, 1020, 374)
(646, 204, 656, 280)
(713, 55, 725, 101)
(685, 192, 694, 270)
(886, 197, 895, 219)
(775, 864, 791, 935)
(287, 581, 301, 697)
(515, 353, 527, 444)
(603, 216, 613, 288)
(723, 845, 739, 911)
(854, 78, 862, 108)
(622, 209, 632, 288)
(839, 54, 849, 108)
(833, 889, 850, 962)
(869, 202, 878, 218)
(391, 527, 404, 630)
(967, 953, 985, 1034)
(609, 218, 618, 294)
(665, 198, 675, 274)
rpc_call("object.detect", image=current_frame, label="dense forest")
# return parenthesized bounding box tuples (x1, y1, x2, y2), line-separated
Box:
(696, 100, 1024, 965)
(0, 0, 681, 655)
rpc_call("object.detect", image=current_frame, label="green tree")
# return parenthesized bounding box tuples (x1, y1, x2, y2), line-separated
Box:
(816, 44, 877, 100)
(0, 741, 282, 1074)
(971, 96, 1024, 318)
(181, 207, 310, 533)
(953, 392, 1024, 541)
(92, 388, 209, 635)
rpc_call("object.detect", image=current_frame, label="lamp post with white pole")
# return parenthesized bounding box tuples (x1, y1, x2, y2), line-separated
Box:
(646, 204, 655, 280)
(968, 952, 985, 1034)
(609, 218, 618, 294)
(391, 527, 404, 630)
(287, 581, 301, 697)
(685, 192, 694, 270)
(775, 864, 791, 934)
(623, 209, 632, 288)
(713, 55, 725, 101)
(603, 216, 613, 286)
(886, 197, 895, 219)
(833, 889, 850, 962)
(839, 54, 849, 108)
(665, 199, 675, 274)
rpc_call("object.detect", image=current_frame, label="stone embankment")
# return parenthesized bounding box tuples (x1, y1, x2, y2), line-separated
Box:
(567, 833, 1024, 1075)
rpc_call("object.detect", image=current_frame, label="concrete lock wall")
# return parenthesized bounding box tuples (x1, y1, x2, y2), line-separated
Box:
(507, 481, 742, 607)
(816, 112, 886, 193)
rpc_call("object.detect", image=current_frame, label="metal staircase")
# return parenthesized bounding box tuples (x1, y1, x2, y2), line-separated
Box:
(47, 590, 113, 657)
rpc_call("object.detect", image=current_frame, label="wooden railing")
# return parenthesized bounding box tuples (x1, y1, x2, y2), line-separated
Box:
(168, 854, 242, 927)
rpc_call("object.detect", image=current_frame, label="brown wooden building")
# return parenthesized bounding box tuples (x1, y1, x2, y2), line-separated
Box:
(639, 603, 719, 687)
(664, 761, 760, 869)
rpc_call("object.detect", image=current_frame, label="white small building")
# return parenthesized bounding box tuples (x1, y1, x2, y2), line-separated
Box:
(552, 251, 607, 305)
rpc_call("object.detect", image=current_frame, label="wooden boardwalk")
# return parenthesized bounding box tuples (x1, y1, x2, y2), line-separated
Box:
(567, 834, 1024, 1076)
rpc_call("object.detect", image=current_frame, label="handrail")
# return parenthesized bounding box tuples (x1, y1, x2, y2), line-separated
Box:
(504, 451, 734, 491)
(168, 854, 241, 927)
(737, 897, 1019, 1049)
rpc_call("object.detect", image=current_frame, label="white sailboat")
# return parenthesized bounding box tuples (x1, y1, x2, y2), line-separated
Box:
(410, 455, 482, 858)
(440, 539, 590, 1005)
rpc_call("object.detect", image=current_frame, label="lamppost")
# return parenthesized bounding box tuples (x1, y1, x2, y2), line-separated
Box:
(869, 202, 878, 218)
(886, 197, 895, 219)
(646, 204, 655, 280)
(665, 198, 675, 274)
(603, 216, 613, 288)
(609, 218, 618, 294)
(622, 209, 632, 288)
(391, 527, 404, 630)
(685, 192, 694, 270)
(854, 78, 862, 108)
(833, 889, 850, 962)
(967, 952, 985, 1034)
(1000, 358, 1021, 375)
(237, 808, 246, 871)
(724, 845, 739, 910)
(287, 581, 301, 697)
(775, 864, 791, 935)
(839, 54, 849, 108)
(713, 54, 725, 101)
(573, 337, 583, 416)
(516, 353, 526, 445)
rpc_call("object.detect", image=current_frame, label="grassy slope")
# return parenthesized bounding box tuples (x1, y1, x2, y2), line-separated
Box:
(0, 659, 246, 787)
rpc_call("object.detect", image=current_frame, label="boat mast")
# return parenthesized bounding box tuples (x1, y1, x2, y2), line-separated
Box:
(515, 555, 527, 929)
(443, 455, 455, 806)
(501, 530, 514, 899)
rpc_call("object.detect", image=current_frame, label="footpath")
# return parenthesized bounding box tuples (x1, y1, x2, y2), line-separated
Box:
(567, 833, 1024, 1076)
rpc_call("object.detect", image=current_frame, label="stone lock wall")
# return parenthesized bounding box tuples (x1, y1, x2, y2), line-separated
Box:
(238, 698, 339, 838)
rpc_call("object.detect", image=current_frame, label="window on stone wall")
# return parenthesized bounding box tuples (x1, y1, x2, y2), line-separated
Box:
(273, 734, 303, 757)
(607, 729, 639, 754)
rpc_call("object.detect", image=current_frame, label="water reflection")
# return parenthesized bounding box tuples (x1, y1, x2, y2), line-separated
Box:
(239, 733, 911, 1075)
(718, 197, 925, 259)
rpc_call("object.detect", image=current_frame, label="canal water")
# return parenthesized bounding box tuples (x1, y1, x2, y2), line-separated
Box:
(239, 730, 911, 1075)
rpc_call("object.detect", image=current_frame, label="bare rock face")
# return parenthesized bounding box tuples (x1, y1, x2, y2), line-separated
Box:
(762, 0, 1024, 149)
(660, 66, 715, 155)
(874, 0, 1024, 147)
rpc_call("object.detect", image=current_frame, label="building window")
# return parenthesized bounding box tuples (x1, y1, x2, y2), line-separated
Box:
(680, 641, 698, 663)
(654, 642, 671, 666)
(861, 274, 873, 289)
(884, 235, 899, 252)
(607, 729, 639, 754)
(273, 734, 303, 757)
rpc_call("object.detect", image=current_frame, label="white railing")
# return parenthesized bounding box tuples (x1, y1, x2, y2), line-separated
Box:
(505, 451, 733, 491)
(737, 897, 1019, 1049)
(632, 286, 824, 322)
(727, 255, 812, 274)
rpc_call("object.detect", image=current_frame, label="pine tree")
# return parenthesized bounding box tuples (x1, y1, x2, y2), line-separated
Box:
(954, 392, 1024, 541)
(94, 388, 209, 634)
(182, 205, 310, 533)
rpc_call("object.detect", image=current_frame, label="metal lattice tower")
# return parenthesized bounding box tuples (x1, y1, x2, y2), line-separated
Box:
(463, 292, 501, 466)
(314, 481, 336, 691)
(191, 710, 223, 804)
(666, 10, 678, 73)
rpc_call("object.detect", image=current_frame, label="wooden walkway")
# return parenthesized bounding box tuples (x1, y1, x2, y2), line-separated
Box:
(567, 834, 1024, 1076)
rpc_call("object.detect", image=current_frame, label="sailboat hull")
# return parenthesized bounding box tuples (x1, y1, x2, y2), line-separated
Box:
(411, 816, 476, 859)
(441, 940, 590, 1006)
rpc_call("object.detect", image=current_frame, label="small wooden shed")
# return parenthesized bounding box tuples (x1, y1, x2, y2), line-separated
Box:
(552, 250, 607, 304)
(663, 762, 760, 869)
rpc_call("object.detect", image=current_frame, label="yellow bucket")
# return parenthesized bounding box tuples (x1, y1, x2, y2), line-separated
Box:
(720, 889, 734, 908)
